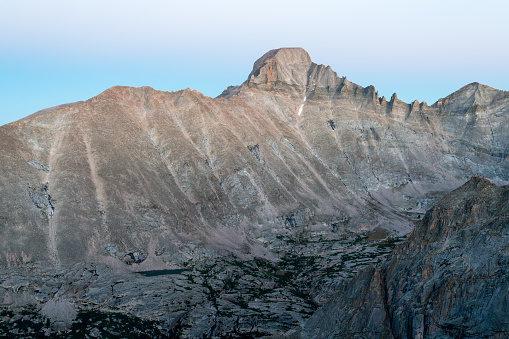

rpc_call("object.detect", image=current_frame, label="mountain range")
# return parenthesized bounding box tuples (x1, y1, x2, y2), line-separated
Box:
(0, 48, 507, 337)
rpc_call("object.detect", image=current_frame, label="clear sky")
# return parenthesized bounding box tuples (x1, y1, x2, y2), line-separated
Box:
(1, 0, 508, 126)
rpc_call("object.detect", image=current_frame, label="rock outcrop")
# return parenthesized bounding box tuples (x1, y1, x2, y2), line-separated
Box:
(303, 175, 509, 338)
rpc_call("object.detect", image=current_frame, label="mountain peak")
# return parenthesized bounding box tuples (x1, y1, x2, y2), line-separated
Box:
(461, 174, 496, 191)
(245, 47, 312, 94)
(433, 82, 508, 113)
(248, 48, 311, 77)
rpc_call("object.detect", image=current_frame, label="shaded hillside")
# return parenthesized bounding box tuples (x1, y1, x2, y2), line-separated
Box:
(304, 175, 509, 338)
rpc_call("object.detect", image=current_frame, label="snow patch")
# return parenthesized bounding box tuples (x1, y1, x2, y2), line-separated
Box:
(297, 96, 307, 116)
(298, 104, 304, 116)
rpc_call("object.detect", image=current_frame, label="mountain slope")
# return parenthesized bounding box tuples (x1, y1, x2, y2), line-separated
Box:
(0, 48, 507, 268)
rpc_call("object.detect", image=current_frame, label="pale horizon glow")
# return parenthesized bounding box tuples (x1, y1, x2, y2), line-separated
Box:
(1, 0, 508, 126)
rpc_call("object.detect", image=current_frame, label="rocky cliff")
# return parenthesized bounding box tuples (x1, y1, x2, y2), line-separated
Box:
(303, 175, 509, 338)
(0, 48, 507, 269)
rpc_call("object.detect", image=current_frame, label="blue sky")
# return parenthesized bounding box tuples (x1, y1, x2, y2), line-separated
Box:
(1, 0, 508, 126)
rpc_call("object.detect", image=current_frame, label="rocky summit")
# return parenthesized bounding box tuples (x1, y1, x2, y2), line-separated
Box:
(0, 48, 508, 337)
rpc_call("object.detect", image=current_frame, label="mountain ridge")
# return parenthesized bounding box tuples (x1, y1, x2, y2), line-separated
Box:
(7, 48, 508, 128)
(0, 48, 508, 337)
(0, 47, 507, 269)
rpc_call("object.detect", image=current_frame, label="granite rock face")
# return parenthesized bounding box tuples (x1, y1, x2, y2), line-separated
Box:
(303, 176, 509, 338)
(0, 47, 507, 269)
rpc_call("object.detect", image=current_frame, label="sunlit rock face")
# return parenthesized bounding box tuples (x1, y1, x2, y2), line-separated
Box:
(0, 47, 508, 268)
(303, 176, 509, 338)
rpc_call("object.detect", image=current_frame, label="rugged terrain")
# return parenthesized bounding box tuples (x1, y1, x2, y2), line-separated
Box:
(0, 233, 404, 337)
(1, 177, 507, 337)
(0, 48, 507, 268)
(304, 175, 509, 338)
(0, 48, 508, 336)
